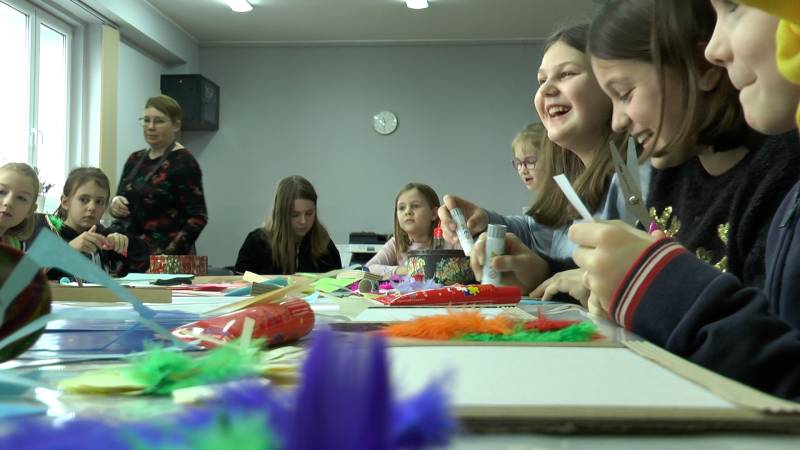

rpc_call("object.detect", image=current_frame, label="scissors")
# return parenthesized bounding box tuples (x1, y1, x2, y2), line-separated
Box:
(610, 137, 654, 231)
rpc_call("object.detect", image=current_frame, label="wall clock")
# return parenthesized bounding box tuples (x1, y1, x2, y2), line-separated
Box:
(373, 111, 398, 135)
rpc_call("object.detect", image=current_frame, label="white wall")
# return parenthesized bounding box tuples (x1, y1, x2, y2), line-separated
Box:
(115, 39, 169, 178)
(189, 43, 543, 267)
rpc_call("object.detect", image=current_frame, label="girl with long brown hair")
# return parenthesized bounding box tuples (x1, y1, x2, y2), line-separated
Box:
(366, 182, 459, 277)
(235, 175, 341, 275)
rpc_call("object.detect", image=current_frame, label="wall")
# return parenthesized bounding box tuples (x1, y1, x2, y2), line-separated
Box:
(190, 43, 543, 267)
(115, 39, 169, 178)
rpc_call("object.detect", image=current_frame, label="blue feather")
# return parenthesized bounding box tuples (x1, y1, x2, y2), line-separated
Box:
(391, 381, 458, 448)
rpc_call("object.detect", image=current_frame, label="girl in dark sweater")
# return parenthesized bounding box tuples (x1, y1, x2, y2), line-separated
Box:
(30, 167, 149, 279)
(569, 0, 800, 401)
(586, 0, 800, 288)
(235, 175, 341, 275)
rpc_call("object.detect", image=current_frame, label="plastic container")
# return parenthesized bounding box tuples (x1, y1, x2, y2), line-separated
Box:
(406, 249, 475, 285)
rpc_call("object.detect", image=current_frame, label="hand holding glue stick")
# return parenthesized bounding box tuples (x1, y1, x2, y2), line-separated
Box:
(450, 208, 474, 256)
(437, 195, 489, 254)
(481, 224, 506, 285)
(470, 232, 550, 293)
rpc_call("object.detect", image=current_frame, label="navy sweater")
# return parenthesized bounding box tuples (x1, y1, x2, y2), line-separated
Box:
(646, 131, 800, 286)
(612, 168, 800, 400)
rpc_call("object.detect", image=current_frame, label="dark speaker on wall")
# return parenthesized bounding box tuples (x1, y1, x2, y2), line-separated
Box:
(160, 74, 220, 131)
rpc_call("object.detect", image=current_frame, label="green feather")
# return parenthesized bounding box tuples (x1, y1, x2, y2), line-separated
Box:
(129, 339, 265, 395)
(459, 322, 598, 343)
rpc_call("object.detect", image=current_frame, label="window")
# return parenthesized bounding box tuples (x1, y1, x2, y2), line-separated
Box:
(0, 0, 72, 207)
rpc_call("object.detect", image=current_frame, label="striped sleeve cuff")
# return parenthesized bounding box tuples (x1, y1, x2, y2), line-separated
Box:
(609, 238, 688, 329)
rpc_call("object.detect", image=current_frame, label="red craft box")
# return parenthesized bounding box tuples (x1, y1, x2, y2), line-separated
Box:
(148, 255, 208, 276)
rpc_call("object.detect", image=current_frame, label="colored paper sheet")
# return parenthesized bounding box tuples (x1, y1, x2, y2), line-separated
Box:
(311, 277, 357, 293)
(0, 231, 185, 353)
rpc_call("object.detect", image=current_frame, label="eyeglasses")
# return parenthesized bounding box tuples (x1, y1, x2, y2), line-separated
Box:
(512, 157, 537, 171)
(138, 116, 171, 127)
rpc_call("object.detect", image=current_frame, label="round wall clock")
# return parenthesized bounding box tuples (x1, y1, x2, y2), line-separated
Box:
(373, 111, 398, 135)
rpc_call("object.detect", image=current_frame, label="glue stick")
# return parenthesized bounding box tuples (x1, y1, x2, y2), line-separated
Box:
(482, 224, 506, 286)
(450, 207, 474, 256)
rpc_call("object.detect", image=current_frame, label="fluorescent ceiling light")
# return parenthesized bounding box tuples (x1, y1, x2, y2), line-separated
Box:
(224, 0, 253, 13)
(405, 0, 428, 9)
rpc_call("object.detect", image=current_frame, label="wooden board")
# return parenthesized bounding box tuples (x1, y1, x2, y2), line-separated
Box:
(50, 285, 172, 304)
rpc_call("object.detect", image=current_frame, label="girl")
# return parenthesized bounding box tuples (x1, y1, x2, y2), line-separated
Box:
(236, 175, 341, 275)
(110, 95, 208, 255)
(442, 24, 634, 296)
(569, 0, 800, 400)
(30, 167, 150, 279)
(367, 183, 459, 277)
(511, 123, 550, 193)
(586, 0, 800, 288)
(0, 163, 39, 251)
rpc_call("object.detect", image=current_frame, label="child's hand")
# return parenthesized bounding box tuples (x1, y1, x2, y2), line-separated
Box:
(69, 225, 106, 254)
(531, 269, 589, 305)
(437, 194, 489, 245)
(569, 220, 665, 317)
(111, 195, 131, 218)
(103, 233, 129, 256)
(470, 232, 550, 293)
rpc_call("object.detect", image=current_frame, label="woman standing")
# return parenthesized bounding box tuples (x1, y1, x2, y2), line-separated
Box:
(110, 95, 208, 255)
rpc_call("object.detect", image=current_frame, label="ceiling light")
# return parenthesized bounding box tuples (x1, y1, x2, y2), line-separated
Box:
(224, 0, 253, 13)
(405, 0, 428, 9)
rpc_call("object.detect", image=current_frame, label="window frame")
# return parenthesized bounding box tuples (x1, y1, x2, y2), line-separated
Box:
(1, 0, 81, 212)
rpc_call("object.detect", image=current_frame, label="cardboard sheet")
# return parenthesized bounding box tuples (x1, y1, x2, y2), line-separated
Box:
(387, 344, 800, 433)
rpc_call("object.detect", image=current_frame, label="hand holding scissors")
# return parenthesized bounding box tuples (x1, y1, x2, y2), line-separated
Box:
(610, 137, 657, 233)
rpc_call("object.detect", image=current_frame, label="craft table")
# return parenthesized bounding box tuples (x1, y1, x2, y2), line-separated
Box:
(1, 297, 799, 449)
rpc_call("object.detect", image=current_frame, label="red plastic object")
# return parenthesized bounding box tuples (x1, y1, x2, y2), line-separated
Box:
(172, 298, 314, 348)
(375, 284, 521, 306)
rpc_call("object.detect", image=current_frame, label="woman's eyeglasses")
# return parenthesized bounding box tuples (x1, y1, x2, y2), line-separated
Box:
(512, 157, 537, 171)
(138, 116, 170, 127)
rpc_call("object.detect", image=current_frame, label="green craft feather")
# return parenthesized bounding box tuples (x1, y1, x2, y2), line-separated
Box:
(459, 322, 598, 343)
(129, 339, 265, 395)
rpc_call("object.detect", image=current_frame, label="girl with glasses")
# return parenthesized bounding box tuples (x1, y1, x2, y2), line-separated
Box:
(511, 123, 547, 193)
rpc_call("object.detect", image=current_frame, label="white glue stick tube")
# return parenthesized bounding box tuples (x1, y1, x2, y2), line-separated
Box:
(482, 224, 506, 285)
(450, 207, 474, 256)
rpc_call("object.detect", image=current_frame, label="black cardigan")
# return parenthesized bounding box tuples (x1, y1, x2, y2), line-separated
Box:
(646, 131, 800, 287)
(235, 227, 341, 275)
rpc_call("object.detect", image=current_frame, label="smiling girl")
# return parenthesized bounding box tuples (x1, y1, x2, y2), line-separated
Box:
(586, 0, 800, 286)
(567, 0, 800, 400)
